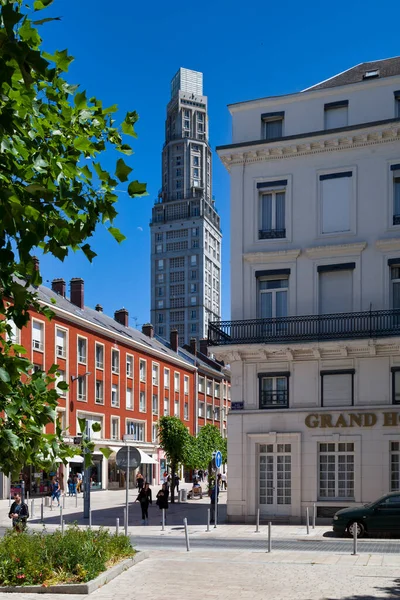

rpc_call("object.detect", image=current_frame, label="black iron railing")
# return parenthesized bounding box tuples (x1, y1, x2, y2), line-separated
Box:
(208, 309, 400, 346)
(258, 229, 286, 239)
(260, 391, 288, 409)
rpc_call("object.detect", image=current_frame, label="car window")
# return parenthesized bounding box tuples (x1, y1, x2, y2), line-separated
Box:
(378, 495, 400, 507)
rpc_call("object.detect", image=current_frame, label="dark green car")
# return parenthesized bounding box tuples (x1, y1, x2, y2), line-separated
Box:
(332, 492, 400, 538)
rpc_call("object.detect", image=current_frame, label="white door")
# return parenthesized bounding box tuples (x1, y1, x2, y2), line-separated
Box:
(259, 443, 292, 516)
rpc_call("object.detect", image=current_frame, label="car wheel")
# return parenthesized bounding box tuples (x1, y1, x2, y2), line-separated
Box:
(347, 521, 365, 538)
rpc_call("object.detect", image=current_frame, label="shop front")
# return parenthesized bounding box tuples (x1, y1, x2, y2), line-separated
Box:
(107, 446, 158, 489)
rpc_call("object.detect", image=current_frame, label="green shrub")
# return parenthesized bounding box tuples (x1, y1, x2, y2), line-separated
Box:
(0, 526, 134, 587)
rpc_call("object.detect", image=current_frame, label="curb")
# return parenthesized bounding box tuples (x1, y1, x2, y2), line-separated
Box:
(0, 551, 149, 595)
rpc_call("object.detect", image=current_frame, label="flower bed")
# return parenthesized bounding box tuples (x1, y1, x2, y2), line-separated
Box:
(0, 525, 135, 587)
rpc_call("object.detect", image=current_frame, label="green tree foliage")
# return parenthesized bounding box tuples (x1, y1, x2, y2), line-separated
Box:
(195, 424, 226, 470)
(157, 416, 191, 503)
(0, 0, 146, 475)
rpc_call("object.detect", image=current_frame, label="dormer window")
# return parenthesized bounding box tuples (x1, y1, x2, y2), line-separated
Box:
(324, 100, 348, 129)
(363, 69, 379, 79)
(261, 112, 284, 140)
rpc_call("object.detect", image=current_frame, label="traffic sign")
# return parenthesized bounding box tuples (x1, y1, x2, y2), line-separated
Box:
(215, 450, 222, 469)
(116, 446, 141, 469)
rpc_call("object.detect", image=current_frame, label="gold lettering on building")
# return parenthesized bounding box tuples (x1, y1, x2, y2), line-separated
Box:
(305, 411, 399, 428)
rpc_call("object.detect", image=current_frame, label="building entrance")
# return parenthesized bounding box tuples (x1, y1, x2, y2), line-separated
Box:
(259, 443, 292, 516)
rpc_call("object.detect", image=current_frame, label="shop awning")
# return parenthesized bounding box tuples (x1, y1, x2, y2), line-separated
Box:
(108, 446, 157, 464)
(66, 455, 84, 464)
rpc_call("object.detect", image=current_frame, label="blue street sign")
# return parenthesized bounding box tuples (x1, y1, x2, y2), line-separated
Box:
(215, 450, 222, 469)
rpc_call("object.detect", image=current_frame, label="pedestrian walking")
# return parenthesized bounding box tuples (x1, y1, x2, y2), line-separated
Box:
(136, 482, 152, 525)
(9, 493, 29, 532)
(221, 472, 227, 490)
(76, 472, 82, 493)
(209, 482, 220, 523)
(136, 472, 144, 491)
(156, 483, 169, 524)
(174, 473, 180, 497)
(51, 477, 61, 506)
(73, 474, 78, 496)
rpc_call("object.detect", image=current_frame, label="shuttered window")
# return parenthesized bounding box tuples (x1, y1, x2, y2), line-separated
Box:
(320, 172, 352, 234)
(319, 269, 353, 315)
(324, 104, 348, 129)
(321, 372, 354, 407)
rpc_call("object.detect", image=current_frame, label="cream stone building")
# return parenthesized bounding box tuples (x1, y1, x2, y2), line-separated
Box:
(210, 57, 400, 523)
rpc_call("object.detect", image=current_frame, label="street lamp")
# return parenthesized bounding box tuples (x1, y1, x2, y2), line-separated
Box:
(70, 372, 91, 519)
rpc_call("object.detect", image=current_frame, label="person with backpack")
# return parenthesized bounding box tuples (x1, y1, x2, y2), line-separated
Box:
(9, 493, 29, 532)
(136, 482, 152, 525)
(51, 477, 61, 506)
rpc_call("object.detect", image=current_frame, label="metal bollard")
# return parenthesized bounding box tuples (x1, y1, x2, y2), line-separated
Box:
(124, 508, 127, 536)
(306, 507, 310, 535)
(183, 518, 190, 552)
(162, 509, 165, 531)
(26, 491, 29, 501)
(60, 506, 63, 527)
(206, 509, 210, 532)
(256, 508, 260, 533)
(352, 523, 358, 555)
(89, 508, 92, 529)
(312, 503, 316, 529)
(31, 499, 34, 519)
(268, 521, 272, 553)
(116, 518, 119, 536)
(40, 501, 44, 523)
(75, 493, 78, 508)
(61, 520, 65, 536)
(62, 495, 66, 509)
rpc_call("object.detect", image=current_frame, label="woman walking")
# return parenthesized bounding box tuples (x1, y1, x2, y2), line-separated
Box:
(136, 482, 152, 525)
(51, 477, 61, 507)
(156, 483, 169, 525)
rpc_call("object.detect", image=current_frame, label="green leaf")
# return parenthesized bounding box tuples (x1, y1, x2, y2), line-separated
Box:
(3, 430, 19, 450)
(57, 381, 69, 391)
(53, 49, 74, 71)
(127, 180, 147, 197)
(118, 144, 133, 156)
(34, 0, 54, 9)
(81, 243, 97, 262)
(115, 158, 133, 183)
(99, 447, 113, 459)
(74, 91, 87, 110)
(10, 344, 27, 355)
(33, 16, 62, 25)
(78, 417, 87, 434)
(2, 4, 24, 35)
(73, 137, 92, 152)
(108, 227, 126, 244)
(0, 367, 10, 382)
(84, 452, 93, 469)
(91, 422, 101, 433)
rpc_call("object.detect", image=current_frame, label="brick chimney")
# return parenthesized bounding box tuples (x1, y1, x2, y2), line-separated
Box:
(51, 278, 66, 297)
(189, 337, 197, 355)
(70, 278, 84, 309)
(95, 304, 103, 312)
(170, 329, 179, 352)
(142, 323, 154, 338)
(114, 308, 129, 327)
(199, 338, 208, 357)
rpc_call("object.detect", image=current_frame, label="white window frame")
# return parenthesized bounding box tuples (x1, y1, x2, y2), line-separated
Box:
(174, 372, 180, 393)
(125, 419, 145, 442)
(388, 161, 400, 230)
(206, 379, 212, 396)
(258, 188, 286, 240)
(77, 411, 104, 440)
(77, 376, 87, 402)
(152, 393, 158, 415)
(32, 318, 45, 353)
(111, 348, 120, 375)
(152, 423, 158, 443)
(184, 402, 189, 421)
(164, 397, 169, 416)
(111, 416, 120, 441)
(95, 342, 104, 370)
(164, 368, 170, 389)
(95, 379, 104, 405)
(174, 399, 180, 417)
(6, 319, 19, 344)
(318, 442, 355, 501)
(254, 176, 292, 244)
(206, 404, 213, 420)
(111, 383, 119, 408)
(55, 408, 66, 434)
(152, 362, 159, 386)
(262, 114, 284, 140)
(55, 327, 67, 359)
(198, 402, 205, 418)
(126, 386, 134, 410)
(77, 335, 87, 365)
(390, 441, 400, 491)
(139, 390, 146, 412)
(139, 359, 146, 382)
(184, 375, 189, 395)
(126, 354, 134, 379)
(55, 369, 67, 397)
(317, 167, 357, 239)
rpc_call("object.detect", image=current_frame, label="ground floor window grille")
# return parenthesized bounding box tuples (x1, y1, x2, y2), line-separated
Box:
(391, 442, 400, 491)
(319, 442, 354, 499)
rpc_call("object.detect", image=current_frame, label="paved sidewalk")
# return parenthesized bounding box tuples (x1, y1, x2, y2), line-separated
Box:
(0, 550, 400, 599)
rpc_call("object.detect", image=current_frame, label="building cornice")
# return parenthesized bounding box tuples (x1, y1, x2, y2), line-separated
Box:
(376, 238, 400, 251)
(305, 242, 367, 258)
(243, 248, 301, 263)
(217, 121, 400, 171)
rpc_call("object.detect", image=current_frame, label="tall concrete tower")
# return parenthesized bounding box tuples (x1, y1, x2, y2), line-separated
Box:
(150, 68, 222, 345)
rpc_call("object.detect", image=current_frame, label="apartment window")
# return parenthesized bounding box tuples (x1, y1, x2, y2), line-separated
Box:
(319, 442, 354, 499)
(319, 265, 354, 315)
(158, 326, 164, 335)
(32, 321, 44, 352)
(320, 171, 352, 234)
(262, 112, 284, 140)
(95, 343, 104, 369)
(184, 403, 189, 420)
(184, 119, 190, 129)
(126, 356, 133, 378)
(190, 296, 196, 305)
(215, 383, 220, 398)
(152, 394, 158, 414)
(78, 376, 86, 401)
(193, 156, 199, 167)
(164, 369, 170, 388)
(152, 423, 158, 443)
(259, 373, 289, 408)
(198, 402, 205, 417)
(174, 400, 180, 417)
(139, 391, 146, 412)
(77, 337, 87, 364)
(157, 287, 164, 297)
(55, 370, 66, 397)
(199, 377, 205, 393)
(156, 243, 162, 254)
(112, 383, 119, 407)
(206, 404, 213, 419)
(321, 370, 354, 407)
(392, 165, 400, 225)
(126, 387, 133, 410)
(258, 277, 288, 319)
(192, 239, 199, 248)
(324, 101, 348, 129)
(157, 273, 165, 283)
(56, 410, 66, 433)
(155, 233, 163, 242)
(139, 359, 146, 382)
(157, 259, 164, 270)
(174, 372, 180, 392)
(391, 442, 400, 491)
(258, 187, 286, 239)
(152, 364, 159, 386)
(78, 414, 103, 440)
(184, 376, 189, 395)
(56, 329, 66, 358)
(111, 349, 119, 374)
(190, 323, 197, 333)
(190, 270, 197, 280)
(164, 398, 169, 416)
(214, 407, 220, 421)
(126, 420, 144, 442)
(197, 123, 204, 133)
(6, 320, 19, 343)
(191, 310, 197, 319)
(190, 255, 197, 266)
(95, 380, 104, 404)
(206, 380, 212, 396)
(111, 417, 119, 441)
(158, 313, 163, 324)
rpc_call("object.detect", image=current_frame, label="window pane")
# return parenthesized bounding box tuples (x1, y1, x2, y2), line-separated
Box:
(261, 194, 272, 231)
(265, 119, 282, 140)
(275, 192, 285, 230)
(394, 178, 400, 216)
(321, 175, 352, 234)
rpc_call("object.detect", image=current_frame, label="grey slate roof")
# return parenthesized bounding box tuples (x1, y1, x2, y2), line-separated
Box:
(306, 57, 400, 91)
(37, 284, 194, 366)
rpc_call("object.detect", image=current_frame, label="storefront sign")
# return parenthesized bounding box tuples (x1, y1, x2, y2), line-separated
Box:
(305, 411, 400, 428)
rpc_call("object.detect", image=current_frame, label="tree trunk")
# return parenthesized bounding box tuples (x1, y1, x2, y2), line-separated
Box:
(171, 462, 176, 504)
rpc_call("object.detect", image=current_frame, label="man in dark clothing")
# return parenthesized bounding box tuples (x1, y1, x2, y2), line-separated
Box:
(9, 494, 29, 532)
(136, 482, 152, 525)
(210, 483, 220, 523)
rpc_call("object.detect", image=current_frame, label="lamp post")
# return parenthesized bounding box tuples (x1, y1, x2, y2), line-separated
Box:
(70, 372, 91, 519)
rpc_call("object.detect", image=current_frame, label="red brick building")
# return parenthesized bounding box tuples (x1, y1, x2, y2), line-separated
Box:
(1, 277, 230, 497)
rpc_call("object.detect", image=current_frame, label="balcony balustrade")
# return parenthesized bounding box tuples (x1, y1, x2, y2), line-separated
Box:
(208, 309, 400, 346)
(260, 390, 288, 409)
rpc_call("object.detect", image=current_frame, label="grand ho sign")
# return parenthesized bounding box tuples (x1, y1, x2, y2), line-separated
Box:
(305, 411, 400, 429)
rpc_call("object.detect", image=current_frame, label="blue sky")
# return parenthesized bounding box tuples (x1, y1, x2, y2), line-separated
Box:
(36, 0, 399, 329)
